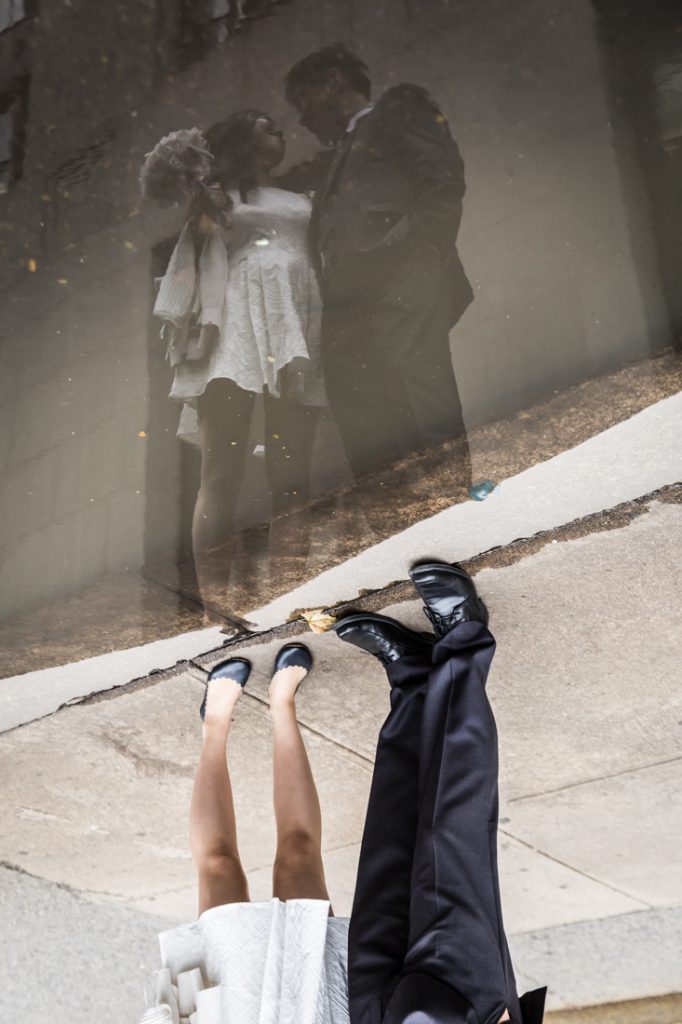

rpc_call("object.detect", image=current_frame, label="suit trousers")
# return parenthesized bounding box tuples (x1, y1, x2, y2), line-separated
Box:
(348, 621, 523, 1024)
(321, 240, 471, 482)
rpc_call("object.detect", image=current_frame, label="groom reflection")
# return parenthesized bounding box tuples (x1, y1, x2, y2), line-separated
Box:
(285, 44, 473, 487)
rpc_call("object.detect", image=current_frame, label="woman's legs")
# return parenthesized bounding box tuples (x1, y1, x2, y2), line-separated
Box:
(269, 666, 331, 903)
(189, 677, 250, 915)
(193, 379, 255, 622)
(264, 396, 320, 583)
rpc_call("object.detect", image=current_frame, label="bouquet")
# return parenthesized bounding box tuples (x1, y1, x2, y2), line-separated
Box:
(140, 127, 230, 224)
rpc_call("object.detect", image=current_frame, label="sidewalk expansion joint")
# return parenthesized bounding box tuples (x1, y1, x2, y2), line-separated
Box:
(499, 830, 652, 909)
(0, 858, 116, 900)
(239, 688, 375, 771)
(508, 752, 682, 804)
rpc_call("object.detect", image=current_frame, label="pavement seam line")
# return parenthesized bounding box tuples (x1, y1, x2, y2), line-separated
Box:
(238, 688, 376, 770)
(508, 904, 677, 941)
(0, 858, 122, 901)
(508, 752, 682, 803)
(1, 858, 197, 907)
(499, 830, 652, 908)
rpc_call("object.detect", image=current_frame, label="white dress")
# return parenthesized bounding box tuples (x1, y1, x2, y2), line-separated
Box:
(170, 187, 326, 441)
(155, 898, 350, 1024)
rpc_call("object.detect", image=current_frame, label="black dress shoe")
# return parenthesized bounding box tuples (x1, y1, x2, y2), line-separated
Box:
(273, 642, 313, 674)
(200, 656, 251, 720)
(409, 562, 488, 637)
(332, 612, 434, 666)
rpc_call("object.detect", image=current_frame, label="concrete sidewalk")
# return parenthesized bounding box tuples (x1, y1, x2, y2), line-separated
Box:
(1, 495, 680, 1023)
(2, 389, 681, 733)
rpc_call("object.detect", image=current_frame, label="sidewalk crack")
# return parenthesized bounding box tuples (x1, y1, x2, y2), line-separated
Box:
(508, 753, 682, 803)
(499, 832, 651, 908)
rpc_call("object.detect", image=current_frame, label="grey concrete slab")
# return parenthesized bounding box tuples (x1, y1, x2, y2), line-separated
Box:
(477, 500, 682, 801)
(498, 833, 644, 936)
(0, 864, 166, 1024)
(0, 670, 371, 921)
(504, 758, 682, 908)
(509, 908, 682, 1009)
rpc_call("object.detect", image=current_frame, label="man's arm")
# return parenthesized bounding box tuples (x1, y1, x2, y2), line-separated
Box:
(376, 84, 466, 249)
(275, 148, 337, 193)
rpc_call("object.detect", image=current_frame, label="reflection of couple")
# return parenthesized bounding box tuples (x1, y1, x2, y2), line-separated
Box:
(153, 564, 547, 1024)
(142, 44, 473, 628)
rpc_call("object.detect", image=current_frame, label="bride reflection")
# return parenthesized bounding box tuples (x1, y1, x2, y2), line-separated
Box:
(141, 114, 326, 633)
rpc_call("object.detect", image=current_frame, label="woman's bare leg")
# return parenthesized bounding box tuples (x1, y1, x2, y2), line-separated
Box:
(269, 667, 331, 904)
(189, 678, 250, 914)
(192, 380, 255, 626)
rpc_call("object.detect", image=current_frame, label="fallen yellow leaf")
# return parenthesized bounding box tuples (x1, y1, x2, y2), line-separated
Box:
(300, 609, 337, 634)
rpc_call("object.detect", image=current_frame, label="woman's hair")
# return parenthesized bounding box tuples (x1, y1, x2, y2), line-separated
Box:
(140, 110, 273, 220)
(204, 108, 271, 202)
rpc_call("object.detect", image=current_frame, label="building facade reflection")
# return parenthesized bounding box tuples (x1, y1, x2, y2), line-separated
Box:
(0, 0, 680, 671)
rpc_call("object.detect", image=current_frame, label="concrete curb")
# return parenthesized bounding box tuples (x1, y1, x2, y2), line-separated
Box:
(2, 391, 680, 732)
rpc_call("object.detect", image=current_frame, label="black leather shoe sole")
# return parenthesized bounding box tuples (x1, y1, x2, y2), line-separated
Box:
(332, 612, 434, 655)
(200, 656, 252, 720)
(409, 562, 489, 630)
(409, 561, 474, 585)
(273, 642, 313, 674)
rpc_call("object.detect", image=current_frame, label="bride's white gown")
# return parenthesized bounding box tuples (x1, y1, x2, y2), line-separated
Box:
(170, 186, 326, 442)
(156, 897, 349, 1024)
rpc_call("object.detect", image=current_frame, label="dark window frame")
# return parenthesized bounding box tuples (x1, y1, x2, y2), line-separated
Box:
(0, 0, 38, 36)
(160, 0, 288, 73)
(0, 75, 30, 195)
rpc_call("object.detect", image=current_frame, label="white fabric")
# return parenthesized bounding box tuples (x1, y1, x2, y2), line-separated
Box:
(345, 105, 375, 134)
(170, 187, 326, 443)
(157, 898, 350, 1024)
(154, 221, 197, 329)
(153, 223, 230, 369)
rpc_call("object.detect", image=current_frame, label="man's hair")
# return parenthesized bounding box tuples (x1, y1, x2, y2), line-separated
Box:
(285, 43, 371, 106)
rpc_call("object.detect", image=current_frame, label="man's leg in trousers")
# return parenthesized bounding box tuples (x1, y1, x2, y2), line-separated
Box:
(348, 653, 431, 1024)
(405, 621, 522, 1024)
(399, 331, 471, 487)
(263, 395, 320, 514)
(263, 396, 320, 580)
(321, 304, 419, 479)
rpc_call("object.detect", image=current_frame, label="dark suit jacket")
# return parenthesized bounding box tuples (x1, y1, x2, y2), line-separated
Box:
(378, 972, 547, 1024)
(310, 83, 474, 325)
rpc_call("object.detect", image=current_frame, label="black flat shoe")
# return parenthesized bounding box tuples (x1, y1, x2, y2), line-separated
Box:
(200, 656, 252, 720)
(409, 562, 488, 637)
(332, 612, 434, 666)
(273, 642, 313, 674)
